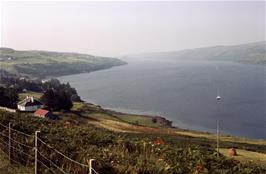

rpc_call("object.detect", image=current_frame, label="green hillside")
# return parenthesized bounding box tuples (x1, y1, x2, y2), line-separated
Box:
(0, 48, 127, 78)
(126, 41, 266, 64)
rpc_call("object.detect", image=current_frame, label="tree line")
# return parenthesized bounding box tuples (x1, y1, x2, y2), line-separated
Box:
(0, 75, 82, 111)
(1, 75, 81, 101)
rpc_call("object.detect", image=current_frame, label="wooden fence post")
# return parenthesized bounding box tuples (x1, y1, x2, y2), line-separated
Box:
(35, 131, 40, 174)
(89, 159, 95, 174)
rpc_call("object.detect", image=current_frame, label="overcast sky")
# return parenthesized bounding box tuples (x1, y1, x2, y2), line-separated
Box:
(0, 1, 265, 57)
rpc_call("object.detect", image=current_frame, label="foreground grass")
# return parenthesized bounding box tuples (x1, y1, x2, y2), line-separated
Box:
(0, 149, 33, 174)
(0, 109, 266, 173)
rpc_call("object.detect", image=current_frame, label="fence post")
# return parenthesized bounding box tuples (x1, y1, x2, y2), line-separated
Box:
(8, 122, 12, 164)
(89, 159, 95, 174)
(35, 131, 40, 174)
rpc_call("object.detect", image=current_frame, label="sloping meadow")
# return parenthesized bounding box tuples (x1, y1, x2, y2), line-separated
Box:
(0, 111, 265, 174)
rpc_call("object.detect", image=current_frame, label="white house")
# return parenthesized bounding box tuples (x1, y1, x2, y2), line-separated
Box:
(17, 96, 44, 112)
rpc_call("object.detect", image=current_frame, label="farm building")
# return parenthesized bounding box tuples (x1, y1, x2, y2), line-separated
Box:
(34, 109, 55, 119)
(17, 96, 44, 111)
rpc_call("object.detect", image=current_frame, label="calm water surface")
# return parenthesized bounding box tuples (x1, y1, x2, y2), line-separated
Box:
(59, 60, 266, 139)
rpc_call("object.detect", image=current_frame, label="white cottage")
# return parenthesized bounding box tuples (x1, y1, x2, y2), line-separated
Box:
(17, 96, 44, 112)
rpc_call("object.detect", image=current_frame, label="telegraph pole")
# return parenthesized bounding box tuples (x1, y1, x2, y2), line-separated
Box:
(216, 120, 219, 158)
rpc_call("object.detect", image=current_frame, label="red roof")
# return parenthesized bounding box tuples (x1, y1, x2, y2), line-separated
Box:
(34, 109, 49, 116)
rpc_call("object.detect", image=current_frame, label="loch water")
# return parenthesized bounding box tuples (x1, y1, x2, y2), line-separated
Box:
(59, 60, 266, 139)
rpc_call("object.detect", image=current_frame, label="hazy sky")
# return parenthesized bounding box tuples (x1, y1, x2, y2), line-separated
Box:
(1, 1, 265, 57)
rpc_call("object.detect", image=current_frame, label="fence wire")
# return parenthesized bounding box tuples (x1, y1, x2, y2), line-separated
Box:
(37, 158, 57, 174)
(38, 151, 68, 174)
(0, 122, 98, 174)
(38, 138, 90, 167)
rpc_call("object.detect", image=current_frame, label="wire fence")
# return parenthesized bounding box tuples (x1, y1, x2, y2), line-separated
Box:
(0, 122, 99, 174)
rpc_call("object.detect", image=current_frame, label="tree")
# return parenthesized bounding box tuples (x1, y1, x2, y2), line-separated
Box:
(71, 94, 82, 102)
(41, 89, 56, 110)
(0, 87, 8, 106)
(0, 87, 18, 108)
(58, 90, 73, 111)
(41, 89, 73, 111)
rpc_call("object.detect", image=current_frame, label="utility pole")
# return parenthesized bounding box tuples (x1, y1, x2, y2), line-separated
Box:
(216, 94, 221, 158)
(216, 120, 219, 158)
(35, 131, 40, 174)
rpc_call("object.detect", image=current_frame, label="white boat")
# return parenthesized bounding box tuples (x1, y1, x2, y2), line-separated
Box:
(216, 96, 221, 101)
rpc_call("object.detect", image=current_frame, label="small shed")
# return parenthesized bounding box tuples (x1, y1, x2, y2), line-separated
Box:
(34, 109, 55, 119)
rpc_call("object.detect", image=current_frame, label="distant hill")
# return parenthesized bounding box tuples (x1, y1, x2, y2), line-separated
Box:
(0, 48, 127, 78)
(125, 41, 266, 64)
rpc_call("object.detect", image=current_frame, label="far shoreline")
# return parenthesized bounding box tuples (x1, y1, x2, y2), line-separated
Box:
(44, 62, 128, 80)
(80, 100, 266, 143)
(80, 99, 175, 129)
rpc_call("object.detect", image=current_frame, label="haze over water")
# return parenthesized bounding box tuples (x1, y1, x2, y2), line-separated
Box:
(59, 59, 266, 139)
